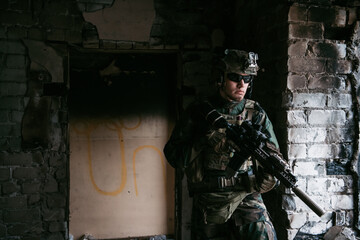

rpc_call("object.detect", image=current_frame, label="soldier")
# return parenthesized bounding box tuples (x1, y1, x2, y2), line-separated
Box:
(164, 49, 279, 240)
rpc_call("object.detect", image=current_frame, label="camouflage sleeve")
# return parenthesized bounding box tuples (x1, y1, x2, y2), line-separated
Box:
(252, 102, 279, 149)
(263, 115, 279, 149)
(251, 103, 280, 193)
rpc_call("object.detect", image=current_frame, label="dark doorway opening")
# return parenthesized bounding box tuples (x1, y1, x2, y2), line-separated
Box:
(68, 50, 178, 240)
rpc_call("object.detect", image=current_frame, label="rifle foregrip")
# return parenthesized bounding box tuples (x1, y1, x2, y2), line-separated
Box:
(292, 186, 325, 217)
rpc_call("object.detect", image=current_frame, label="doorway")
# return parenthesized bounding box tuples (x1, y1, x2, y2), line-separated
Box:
(68, 50, 177, 239)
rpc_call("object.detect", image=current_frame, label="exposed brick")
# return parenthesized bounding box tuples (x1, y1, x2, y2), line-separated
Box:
(334, 8, 347, 27)
(9, 0, 30, 11)
(288, 58, 326, 73)
(0, 168, 10, 181)
(331, 195, 353, 210)
(335, 143, 352, 159)
(28, 193, 41, 205)
(0, 82, 27, 96)
(46, 29, 65, 42)
(308, 42, 345, 58)
(293, 161, 325, 176)
(334, 210, 346, 226)
(0, 123, 16, 137)
(328, 93, 352, 108)
(292, 93, 326, 108)
(0, 97, 24, 110)
(2, 182, 20, 194)
(28, 28, 45, 40)
(49, 221, 66, 232)
(0, 68, 27, 82)
(55, 168, 66, 180)
(308, 110, 346, 125)
(0, 111, 9, 122)
(13, 167, 41, 179)
(287, 74, 307, 90)
(287, 110, 307, 125)
(44, 175, 58, 193)
(0, 151, 34, 167)
(308, 75, 344, 90)
(43, 208, 65, 221)
(307, 178, 327, 195)
(308, 144, 332, 158)
(4, 208, 41, 223)
(0, 224, 5, 237)
(288, 143, 307, 159)
(0, 196, 26, 208)
(8, 136, 22, 151)
(327, 177, 348, 192)
(288, 128, 326, 143)
(289, 23, 323, 39)
(308, 7, 336, 24)
(0, 27, 5, 38)
(22, 182, 41, 194)
(47, 194, 66, 208)
(0, 40, 26, 54)
(288, 212, 307, 228)
(7, 26, 28, 39)
(327, 127, 353, 143)
(348, 8, 357, 25)
(7, 223, 28, 235)
(10, 110, 24, 123)
(324, 26, 353, 41)
(288, 40, 307, 56)
(0, 11, 34, 26)
(326, 59, 352, 74)
(288, 5, 307, 22)
(47, 232, 66, 240)
(6, 54, 26, 68)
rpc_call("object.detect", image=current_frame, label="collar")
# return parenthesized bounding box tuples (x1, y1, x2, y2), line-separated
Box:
(208, 93, 246, 115)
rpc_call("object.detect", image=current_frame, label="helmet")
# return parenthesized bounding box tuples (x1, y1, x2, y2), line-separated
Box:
(220, 49, 259, 75)
(211, 49, 260, 99)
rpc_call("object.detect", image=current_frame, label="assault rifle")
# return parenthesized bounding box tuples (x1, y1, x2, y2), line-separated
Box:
(203, 104, 326, 217)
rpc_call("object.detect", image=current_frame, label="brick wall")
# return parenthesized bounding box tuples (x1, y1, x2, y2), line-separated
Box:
(286, 1, 359, 239)
(0, 0, 359, 239)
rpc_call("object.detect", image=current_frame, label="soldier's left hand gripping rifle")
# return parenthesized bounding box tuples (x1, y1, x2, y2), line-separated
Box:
(202, 103, 326, 217)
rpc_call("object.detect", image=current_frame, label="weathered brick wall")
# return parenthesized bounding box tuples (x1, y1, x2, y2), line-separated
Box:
(285, 1, 359, 239)
(0, 0, 83, 239)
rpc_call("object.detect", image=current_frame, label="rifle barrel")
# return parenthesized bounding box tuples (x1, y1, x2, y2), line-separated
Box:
(292, 186, 325, 217)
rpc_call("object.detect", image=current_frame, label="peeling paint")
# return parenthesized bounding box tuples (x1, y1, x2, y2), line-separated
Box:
(83, 0, 155, 42)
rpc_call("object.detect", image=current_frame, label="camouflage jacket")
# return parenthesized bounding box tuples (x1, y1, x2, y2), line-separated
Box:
(164, 94, 279, 170)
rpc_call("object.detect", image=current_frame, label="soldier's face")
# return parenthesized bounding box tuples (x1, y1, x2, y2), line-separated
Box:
(220, 73, 250, 102)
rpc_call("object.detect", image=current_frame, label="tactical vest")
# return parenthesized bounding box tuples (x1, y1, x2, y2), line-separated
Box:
(185, 99, 266, 224)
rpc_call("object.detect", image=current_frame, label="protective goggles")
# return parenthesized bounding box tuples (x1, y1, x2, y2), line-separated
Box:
(226, 73, 253, 83)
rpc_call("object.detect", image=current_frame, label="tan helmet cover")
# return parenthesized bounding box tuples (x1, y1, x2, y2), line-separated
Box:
(222, 49, 259, 76)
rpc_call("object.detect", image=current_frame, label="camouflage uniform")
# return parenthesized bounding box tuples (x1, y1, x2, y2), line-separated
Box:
(164, 94, 279, 240)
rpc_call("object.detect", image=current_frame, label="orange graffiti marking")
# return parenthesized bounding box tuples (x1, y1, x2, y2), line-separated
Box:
(71, 117, 165, 196)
